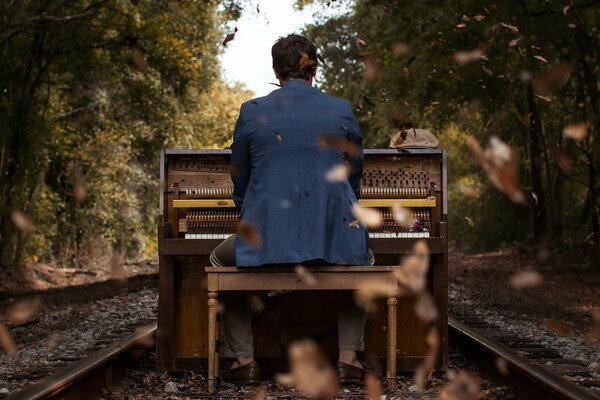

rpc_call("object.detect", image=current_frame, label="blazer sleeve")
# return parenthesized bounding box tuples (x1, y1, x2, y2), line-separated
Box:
(343, 102, 364, 200)
(231, 104, 251, 210)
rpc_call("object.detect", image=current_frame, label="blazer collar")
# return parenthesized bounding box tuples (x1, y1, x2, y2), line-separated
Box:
(282, 79, 312, 89)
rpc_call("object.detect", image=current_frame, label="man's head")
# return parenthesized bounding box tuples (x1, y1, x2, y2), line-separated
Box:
(272, 34, 318, 83)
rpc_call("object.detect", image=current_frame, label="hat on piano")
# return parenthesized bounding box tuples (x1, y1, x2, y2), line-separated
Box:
(389, 128, 439, 149)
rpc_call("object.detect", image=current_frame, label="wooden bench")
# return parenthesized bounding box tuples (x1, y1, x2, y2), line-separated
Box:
(205, 266, 400, 393)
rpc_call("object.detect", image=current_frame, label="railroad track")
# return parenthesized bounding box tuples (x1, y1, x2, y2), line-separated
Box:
(8, 319, 600, 399)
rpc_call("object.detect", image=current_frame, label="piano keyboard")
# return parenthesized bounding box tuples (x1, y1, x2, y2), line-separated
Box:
(183, 232, 430, 239)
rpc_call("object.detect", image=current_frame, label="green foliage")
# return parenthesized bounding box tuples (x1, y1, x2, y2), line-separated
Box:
(0, 0, 251, 274)
(306, 0, 600, 250)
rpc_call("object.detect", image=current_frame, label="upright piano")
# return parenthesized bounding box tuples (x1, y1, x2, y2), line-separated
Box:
(157, 149, 448, 372)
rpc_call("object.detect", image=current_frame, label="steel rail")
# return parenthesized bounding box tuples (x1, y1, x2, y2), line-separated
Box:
(449, 317, 600, 400)
(8, 323, 156, 400)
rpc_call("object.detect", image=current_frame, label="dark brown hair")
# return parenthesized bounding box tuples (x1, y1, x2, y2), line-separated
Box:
(271, 34, 318, 82)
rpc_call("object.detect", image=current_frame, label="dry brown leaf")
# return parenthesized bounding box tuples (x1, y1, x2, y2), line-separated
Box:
(532, 64, 572, 95)
(110, 250, 127, 283)
(414, 328, 440, 391)
(390, 42, 410, 56)
(403, 66, 410, 78)
(348, 220, 360, 229)
(584, 311, 600, 344)
(541, 319, 574, 337)
(351, 204, 382, 227)
(533, 55, 548, 63)
(325, 164, 348, 182)
(495, 358, 509, 375)
(318, 134, 361, 158)
(563, 122, 588, 141)
(10, 210, 34, 232)
(132, 49, 146, 72)
(222, 27, 238, 46)
(249, 295, 265, 314)
(287, 340, 339, 398)
(354, 281, 399, 309)
(364, 57, 381, 84)
(509, 270, 543, 289)
(464, 216, 474, 226)
(0, 323, 17, 358)
(468, 136, 526, 204)
(394, 241, 429, 293)
(456, 23, 467, 28)
(294, 265, 317, 287)
(508, 38, 520, 47)
(458, 184, 481, 198)
(556, 145, 572, 172)
(391, 203, 411, 225)
(501, 22, 519, 33)
(364, 373, 383, 400)
(452, 49, 485, 65)
(355, 37, 367, 46)
(8, 297, 41, 325)
(439, 371, 481, 400)
(238, 221, 262, 248)
(275, 132, 282, 141)
(414, 293, 438, 322)
(532, 192, 539, 206)
(563, 1, 572, 15)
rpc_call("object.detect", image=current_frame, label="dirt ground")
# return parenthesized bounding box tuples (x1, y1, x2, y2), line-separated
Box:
(449, 246, 600, 337)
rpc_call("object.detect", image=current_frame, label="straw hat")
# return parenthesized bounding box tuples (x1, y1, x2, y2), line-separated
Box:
(389, 128, 439, 149)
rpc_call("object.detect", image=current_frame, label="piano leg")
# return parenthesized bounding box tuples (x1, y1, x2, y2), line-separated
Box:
(208, 291, 219, 393)
(387, 297, 398, 392)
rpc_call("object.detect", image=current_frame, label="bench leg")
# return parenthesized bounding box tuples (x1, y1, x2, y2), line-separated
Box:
(386, 297, 397, 392)
(208, 291, 218, 393)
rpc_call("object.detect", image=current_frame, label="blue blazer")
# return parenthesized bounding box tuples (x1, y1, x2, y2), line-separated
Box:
(231, 79, 370, 267)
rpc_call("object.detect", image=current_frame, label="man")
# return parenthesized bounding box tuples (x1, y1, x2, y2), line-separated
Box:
(210, 34, 373, 384)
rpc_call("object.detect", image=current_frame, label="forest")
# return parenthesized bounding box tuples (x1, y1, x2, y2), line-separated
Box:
(1, 0, 599, 287)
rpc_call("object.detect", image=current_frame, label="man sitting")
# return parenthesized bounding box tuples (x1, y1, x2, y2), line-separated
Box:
(210, 34, 374, 384)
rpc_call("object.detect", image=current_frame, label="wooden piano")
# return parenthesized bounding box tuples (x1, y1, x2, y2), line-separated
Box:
(157, 149, 448, 372)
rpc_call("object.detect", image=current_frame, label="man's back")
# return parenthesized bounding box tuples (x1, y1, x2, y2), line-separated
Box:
(231, 80, 370, 267)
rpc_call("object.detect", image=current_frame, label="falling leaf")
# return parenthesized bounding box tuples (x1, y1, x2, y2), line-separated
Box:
(563, 122, 588, 141)
(351, 204, 382, 227)
(568, 23, 577, 29)
(355, 37, 367, 46)
(275, 132, 282, 141)
(533, 55, 548, 63)
(584, 311, 600, 344)
(473, 15, 486, 21)
(439, 371, 481, 400)
(532, 64, 573, 95)
(532, 192, 538, 206)
(468, 136, 526, 204)
(541, 319, 573, 337)
(325, 164, 348, 182)
(482, 65, 494, 76)
(222, 27, 238, 46)
(249, 295, 265, 314)
(364, 374, 383, 400)
(563, 1, 572, 15)
(391, 203, 411, 225)
(464, 216, 474, 226)
(415, 293, 438, 322)
(10, 210, 34, 232)
(287, 340, 339, 397)
(238, 221, 262, 247)
(458, 185, 480, 198)
(110, 250, 127, 284)
(318, 135, 361, 158)
(509, 270, 543, 289)
(501, 22, 519, 33)
(250, 385, 267, 400)
(452, 49, 485, 65)
(390, 42, 410, 56)
(354, 281, 399, 309)
(0, 323, 17, 358)
(456, 23, 467, 28)
(8, 297, 41, 324)
(414, 328, 439, 391)
(403, 66, 410, 78)
(508, 38, 520, 47)
(363, 57, 381, 84)
(256, 4, 260, 14)
(348, 220, 360, 229)
(393, 241, 429, 293)
(495, 358, 509, 375)
(294, 265, 317, 287)
(406, 55, 417, 66)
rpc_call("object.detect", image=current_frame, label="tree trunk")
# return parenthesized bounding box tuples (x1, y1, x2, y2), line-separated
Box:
(527, 84, 548, 241)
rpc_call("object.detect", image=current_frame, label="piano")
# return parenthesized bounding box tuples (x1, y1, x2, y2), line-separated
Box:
(157, 149, 448, 372)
